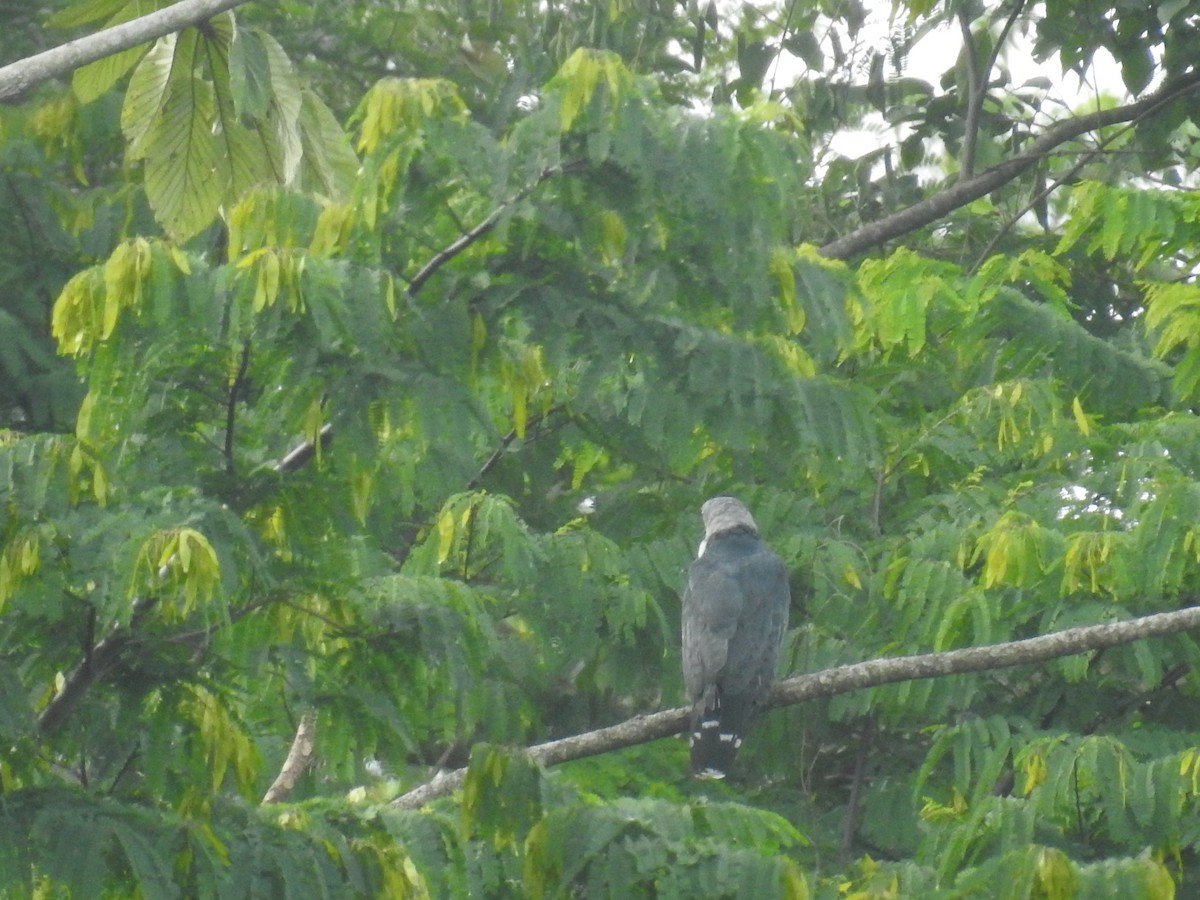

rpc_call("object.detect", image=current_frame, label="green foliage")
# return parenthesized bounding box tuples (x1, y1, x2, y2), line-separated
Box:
(6, 0, 1200, 895)
(0, 786, 430, 899)
(524, 796, 809, 899)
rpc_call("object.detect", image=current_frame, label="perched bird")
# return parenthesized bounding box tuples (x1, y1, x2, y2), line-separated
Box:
(682, 496, 790, 779)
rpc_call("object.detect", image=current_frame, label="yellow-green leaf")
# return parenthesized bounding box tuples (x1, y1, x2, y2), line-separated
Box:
(253, 250, 282, 311)
(1071, 396, 1090, 436)
(52, 268, 105, 356)
(770, 247, 804, 334)
(1034, 848, 1076, 900)
(436, 508, 455, 565)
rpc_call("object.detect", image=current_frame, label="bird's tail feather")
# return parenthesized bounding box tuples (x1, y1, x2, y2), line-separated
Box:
(689, 691, 753, 779)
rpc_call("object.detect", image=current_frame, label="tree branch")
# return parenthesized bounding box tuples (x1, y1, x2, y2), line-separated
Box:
(961, 0, 1028, 180)
(37, 430, 324, 737)
(37, 596, 157, 735)
(988, 0, 1028, 81)
(392, 603, 1200, 808)
(261, 710, 317, 804)
(967, 119, 1129, 274)
(406, 164, 569, 297)
(224, 340, 252, 476)
(287, 167, 570, 481)
(818, 69, 1200, 260)
(0, 0, 254, 102)
(274, 423, 334, 474)
(840, 716, 874, 862)
(465, 405, 564, 491)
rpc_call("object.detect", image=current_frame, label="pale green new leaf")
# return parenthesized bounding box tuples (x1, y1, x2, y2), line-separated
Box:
(121, 27, 226, 239)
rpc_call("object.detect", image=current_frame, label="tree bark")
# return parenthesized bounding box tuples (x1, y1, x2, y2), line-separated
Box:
(262, 710, 318, 805)
(0, 0, 253, 101)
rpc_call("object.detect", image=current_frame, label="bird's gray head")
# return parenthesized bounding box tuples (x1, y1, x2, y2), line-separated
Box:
(700, 496, 759, 539)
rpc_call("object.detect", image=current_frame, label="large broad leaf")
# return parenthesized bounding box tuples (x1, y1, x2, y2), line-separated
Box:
(121, 31, 175, 160)
(119, 18, 316, 239)
(122, 27, 225, 240)
(297, 89, 359, 201)
(142, 69, 221, 241)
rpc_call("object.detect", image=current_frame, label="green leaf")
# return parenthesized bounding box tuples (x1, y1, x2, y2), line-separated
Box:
(46, 0, 127, 28)
(122, 33, 176, 160)
(297, 90, 358, 201)
(462, 744, 543, 849)
(229, 28, 273, 121)
(1119, 44, 1154, 95)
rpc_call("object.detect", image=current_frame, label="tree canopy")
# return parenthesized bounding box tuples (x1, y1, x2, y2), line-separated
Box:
(5, 0, 1200, 896)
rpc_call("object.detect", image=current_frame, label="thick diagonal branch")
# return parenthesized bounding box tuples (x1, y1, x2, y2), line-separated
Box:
(262, 710, 318, 804)
(818, 69, 1200, 260)
(0, 0, 252, 101)
(392, 603, 1200, 808)
(37, 596, 157, 735)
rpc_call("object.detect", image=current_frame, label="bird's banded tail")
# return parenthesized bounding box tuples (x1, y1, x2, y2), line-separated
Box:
(689, 691, 752, 779)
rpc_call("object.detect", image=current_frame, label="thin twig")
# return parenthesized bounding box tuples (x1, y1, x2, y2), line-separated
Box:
(286, 166, 572, 481)
(967, 113, 1140, 273)
(956, 1, 1030, 178)
(466, 405, 564, 491)
(988, 0, 1027, 78)
(406, 165, 567, 297)
(106, 745, 141, 795)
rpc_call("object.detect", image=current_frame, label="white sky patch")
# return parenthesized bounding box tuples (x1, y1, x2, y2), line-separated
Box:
(758, 3, 1131, 163)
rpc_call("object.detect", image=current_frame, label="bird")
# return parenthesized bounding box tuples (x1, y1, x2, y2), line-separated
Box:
(682, 496, 790, 779)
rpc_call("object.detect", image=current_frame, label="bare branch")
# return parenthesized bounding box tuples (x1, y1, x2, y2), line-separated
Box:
(262, 710, 318, 804)
(406, 165, 569, 297)
(275, 423, 334, 474)
(770, 604, 1200, 705)
(0, 0, 254, 102)
(392, 603, 1200, 808)
(818, 69, 1200, 260)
